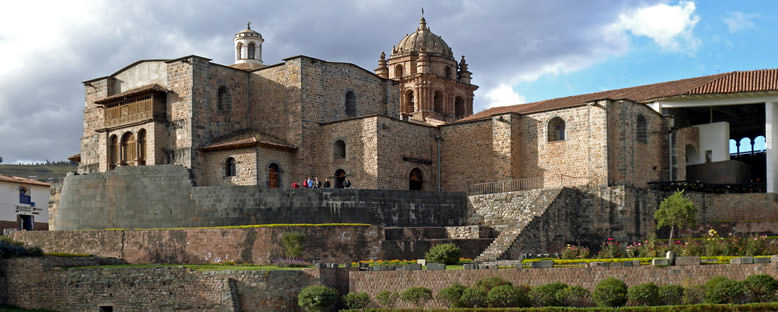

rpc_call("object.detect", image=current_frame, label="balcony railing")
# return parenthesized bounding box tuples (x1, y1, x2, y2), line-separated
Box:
(467, 177, 544, 195)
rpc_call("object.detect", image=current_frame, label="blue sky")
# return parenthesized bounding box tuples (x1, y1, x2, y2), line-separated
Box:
(0, 0, 776, 163)
(504, 1, 777, 105)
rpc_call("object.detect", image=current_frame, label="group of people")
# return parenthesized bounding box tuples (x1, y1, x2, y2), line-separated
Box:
(291, 176, 351, 189)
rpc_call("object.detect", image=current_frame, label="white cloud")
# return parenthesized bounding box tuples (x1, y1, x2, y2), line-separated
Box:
(485, 84, 526, 108)
(617, 1, 700, 53)
(723, 11, 757, 33)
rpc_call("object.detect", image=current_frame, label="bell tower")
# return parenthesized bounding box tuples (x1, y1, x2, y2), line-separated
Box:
(378, 17, 477, 124)
(233, 22, 264, 65)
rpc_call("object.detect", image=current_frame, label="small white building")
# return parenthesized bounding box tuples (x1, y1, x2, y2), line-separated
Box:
(0, 174, 50, 231)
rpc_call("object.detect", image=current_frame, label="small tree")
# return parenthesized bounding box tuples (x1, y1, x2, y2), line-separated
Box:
(400, 287, 433, 307)
(654, 190, 696, 246)
(282, 231, 306, 259)
(424, 243, 462, 265)
(297, 285, 338, 312)
(438, 283, 467, 308)
(343, 292, 371, 309)
(375, 290, 399, 308)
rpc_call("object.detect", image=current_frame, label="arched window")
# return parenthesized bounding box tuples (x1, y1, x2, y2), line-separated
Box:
(685, 144, 699, 164)
(636, 115, 647, 144)
(729, 139, 738, 155)
(137, 129, 146, 165)
(404, 90, 415, 113)
(409, 168, 423, 190)
(345, 91, 356, 116)
(236, 43, 243, 60)
(225, 157, 236, 177)
(547, 117, 566, 142)
(395, 64, 404, 78)
(333, 140, 346, 159)
(754, 136, 766, 152)
(433, 91, 443, 113)
(120, 132, 136, 165)
(334, 169, 346, 188)
(445, 66, 452, 79)
(109, 135, 118, 169)
(247, 42, 256, 59)
(267, 163, 280, 188)
(454, 96, 465, 118)
(218, 87, 231, 111)
(739, 137, 753, 154)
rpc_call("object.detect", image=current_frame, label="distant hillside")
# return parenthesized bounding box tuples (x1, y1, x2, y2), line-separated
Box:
(0, 163, 77, 183)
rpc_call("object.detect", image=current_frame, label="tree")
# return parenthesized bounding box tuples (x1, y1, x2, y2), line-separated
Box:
(297, 285, 338, 312)
(282, 232, 306, 259)
(654, 190, 696, 246)
(0, 156, 3, 163)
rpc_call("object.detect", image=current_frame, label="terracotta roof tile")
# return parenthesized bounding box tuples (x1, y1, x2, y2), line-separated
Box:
(458, 69, 778, 122)
(0, 174, 50, 187)
(201, 130, 297, 152)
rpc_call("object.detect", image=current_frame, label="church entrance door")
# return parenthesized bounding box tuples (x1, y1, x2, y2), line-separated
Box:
(335, 169, 346, 188)
(268, 164, 279, 188)
(409, 168, 423, 190)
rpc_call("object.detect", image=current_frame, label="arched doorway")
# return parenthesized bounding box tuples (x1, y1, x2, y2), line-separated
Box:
(409, 168, 423, 190)
(334, 169, 346, 188)
(267, 163, 280, 188)
(121, 132, 136, 165)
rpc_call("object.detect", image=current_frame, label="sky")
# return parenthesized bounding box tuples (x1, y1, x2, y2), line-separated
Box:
(0, 0, 776, 164)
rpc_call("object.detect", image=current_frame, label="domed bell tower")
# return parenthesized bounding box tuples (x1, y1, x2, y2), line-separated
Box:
(234, 22, 264, 65)
(377, 16, 477, 124)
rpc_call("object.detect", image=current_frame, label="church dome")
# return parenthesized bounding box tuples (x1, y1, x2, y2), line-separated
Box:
(393, 17, 453, 59)
(234, 25, 262, 40)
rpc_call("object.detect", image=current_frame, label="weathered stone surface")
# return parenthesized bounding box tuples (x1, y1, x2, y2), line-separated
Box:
(754, 257, 770, 264)
(530, 260, 554, 269)
(426, 263, 445, 270)
(651, 258, 669, 266)
(675, 256, 700, 266)
(731, 257, 754, 264)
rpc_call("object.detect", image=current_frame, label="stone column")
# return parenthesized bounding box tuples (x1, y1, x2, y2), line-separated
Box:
(766, 101, 777, 193)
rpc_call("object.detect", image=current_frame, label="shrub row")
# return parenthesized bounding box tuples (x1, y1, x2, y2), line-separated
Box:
(311, 273, 778, 311)
(342, 302, 778, 311)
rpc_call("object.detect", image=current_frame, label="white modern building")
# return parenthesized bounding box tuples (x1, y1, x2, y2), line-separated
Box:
(0, 174, 49, 231)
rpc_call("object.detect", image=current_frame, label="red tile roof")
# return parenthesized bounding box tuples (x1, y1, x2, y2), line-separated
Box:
(0, 174, 50, 187)
(458, 68, 778, 122)
(201, 130, 297, 152)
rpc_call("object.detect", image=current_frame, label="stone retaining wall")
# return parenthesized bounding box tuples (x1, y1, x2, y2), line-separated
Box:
(11, 226, 382, 264)
(53, 165, 467, 230)
(349, 262, 778, 308)
(0, 257, 329, 312)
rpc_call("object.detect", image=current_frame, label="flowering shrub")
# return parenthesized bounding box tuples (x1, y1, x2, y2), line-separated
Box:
(597, 238, 626, 258)
(561, 244, 590, 259)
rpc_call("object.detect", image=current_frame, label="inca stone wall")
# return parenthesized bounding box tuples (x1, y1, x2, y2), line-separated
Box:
(11, 226, 382, 264)
(348, 263, 778, 309)
(51, 165, 467, 230)
(0, 256, 328, 312)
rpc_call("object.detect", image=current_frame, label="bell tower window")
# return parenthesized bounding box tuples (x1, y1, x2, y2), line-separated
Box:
(248, 42, 256, 59)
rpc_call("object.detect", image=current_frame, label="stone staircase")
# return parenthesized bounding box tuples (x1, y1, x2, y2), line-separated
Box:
(474, 188, 563, 262)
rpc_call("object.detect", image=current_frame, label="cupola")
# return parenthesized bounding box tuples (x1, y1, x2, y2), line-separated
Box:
(233, 22, 264, 65)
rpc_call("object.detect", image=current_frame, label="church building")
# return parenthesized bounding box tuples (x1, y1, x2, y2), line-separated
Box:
(74, 18, 778, 195)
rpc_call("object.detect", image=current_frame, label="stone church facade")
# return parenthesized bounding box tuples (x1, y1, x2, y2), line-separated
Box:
(75, 18, 778, 195)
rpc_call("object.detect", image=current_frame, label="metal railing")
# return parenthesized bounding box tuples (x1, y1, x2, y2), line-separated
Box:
(467, 177, 543, 195)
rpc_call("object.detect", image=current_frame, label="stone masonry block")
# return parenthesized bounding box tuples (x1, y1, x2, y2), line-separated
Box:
(731, 257, 754, 264)
(426, 263, 445, 270)
(754, 257, 770, 264)
(651, 258, 669, 266)
(530, 260, 554, 269)
(675, 256, 700, 266)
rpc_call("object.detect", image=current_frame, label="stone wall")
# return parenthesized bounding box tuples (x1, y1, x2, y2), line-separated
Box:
(440, 119, 494, 192)
(607, 100, 669, 187)
(348, 263, 778, 308)
(11, 226, 381, 264)
(52, 165, 467, 230)
(0, 256, 329, 312)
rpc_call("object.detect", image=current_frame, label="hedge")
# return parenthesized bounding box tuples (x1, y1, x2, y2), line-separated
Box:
(341, 302, 778, 311)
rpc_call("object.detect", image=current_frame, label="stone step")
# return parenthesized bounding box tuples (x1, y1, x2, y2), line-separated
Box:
(475, 188, 563, 262)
